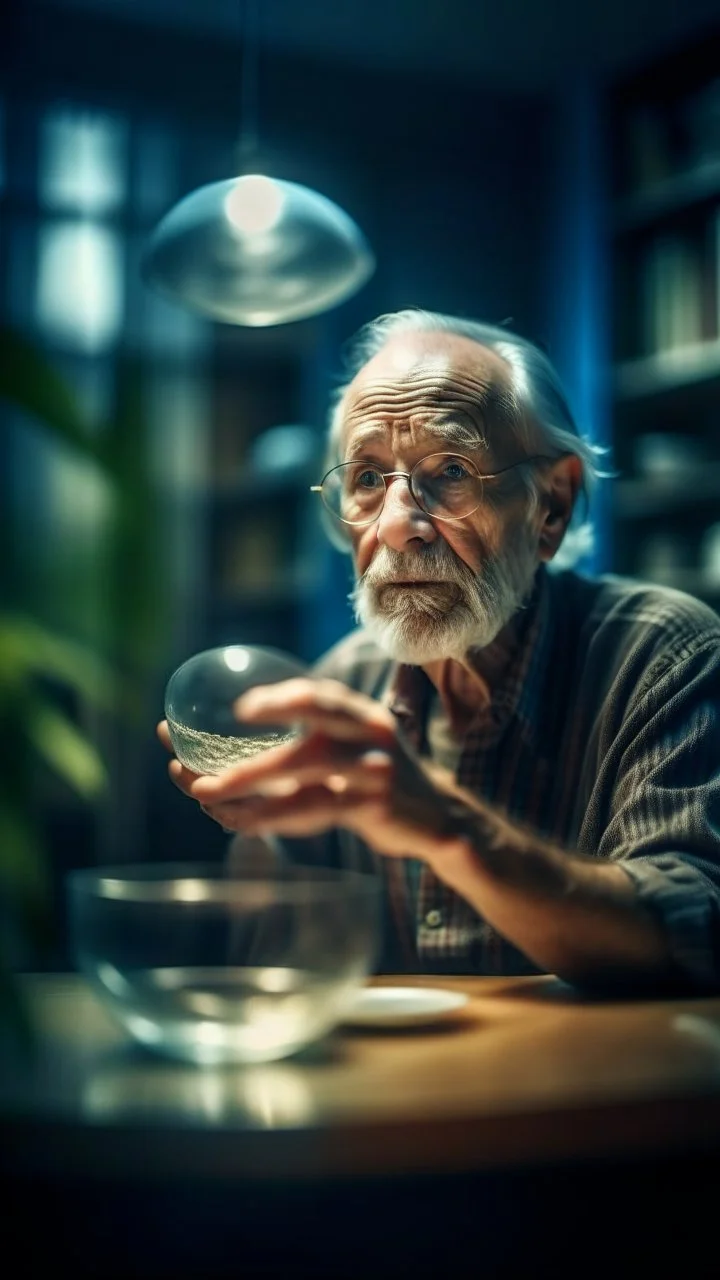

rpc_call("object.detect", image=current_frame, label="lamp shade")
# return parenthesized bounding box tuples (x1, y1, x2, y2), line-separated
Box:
(141, 173, 375, 326)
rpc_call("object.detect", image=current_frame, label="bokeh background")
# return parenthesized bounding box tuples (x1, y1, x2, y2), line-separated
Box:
(2, 0, 720, 970)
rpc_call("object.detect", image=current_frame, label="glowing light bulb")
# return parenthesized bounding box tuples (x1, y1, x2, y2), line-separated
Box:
(223, 646, 252, 673)
(224, 174, 285, 235)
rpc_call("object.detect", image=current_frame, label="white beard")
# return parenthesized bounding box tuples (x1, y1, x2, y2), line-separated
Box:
(350, 527, 539, 664)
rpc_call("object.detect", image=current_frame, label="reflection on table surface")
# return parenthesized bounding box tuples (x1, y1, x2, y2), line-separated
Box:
(4, 971, 720, 1180)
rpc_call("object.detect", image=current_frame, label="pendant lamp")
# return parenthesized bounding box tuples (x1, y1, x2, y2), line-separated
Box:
(141, 0, 375, 327)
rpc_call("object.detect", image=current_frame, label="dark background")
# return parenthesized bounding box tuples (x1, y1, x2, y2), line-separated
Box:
(2, 0, 720, 966)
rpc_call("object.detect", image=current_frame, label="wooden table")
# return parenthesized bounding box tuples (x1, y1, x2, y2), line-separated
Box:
(3, 972, 720, 1276)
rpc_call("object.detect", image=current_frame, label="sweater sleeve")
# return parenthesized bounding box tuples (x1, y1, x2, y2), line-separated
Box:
(598, 639, 720, 989)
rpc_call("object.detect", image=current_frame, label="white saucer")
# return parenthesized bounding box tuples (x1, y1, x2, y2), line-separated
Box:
(342, 985, 469, 1028)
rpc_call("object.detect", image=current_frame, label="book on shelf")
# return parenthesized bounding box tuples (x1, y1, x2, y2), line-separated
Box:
(208, 367, 300, 491)
(210, 381, 254, 489)
(639, 232, 705, 356)
(683, 78, 720, 171)
(624, 104, 674, 194)
(215, 516, 285, 598)
(622, 79, 720, 199)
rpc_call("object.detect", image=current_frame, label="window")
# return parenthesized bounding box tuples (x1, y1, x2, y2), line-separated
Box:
(37, 220, 124, 352)
(39, 108, 126, 214)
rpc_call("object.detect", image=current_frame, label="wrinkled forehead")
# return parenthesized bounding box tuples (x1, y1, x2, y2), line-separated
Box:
(339, 333, 517, 453)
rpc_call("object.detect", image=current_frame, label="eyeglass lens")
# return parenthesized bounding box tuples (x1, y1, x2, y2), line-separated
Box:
(321, 454, 484, 525)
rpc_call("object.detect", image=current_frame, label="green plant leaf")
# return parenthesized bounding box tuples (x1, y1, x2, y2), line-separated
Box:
(0, 958, 36, 1058)
(24, 696, 108, 800)
(0, 326, 103, 466)
(0, 799, 48, 905)
(0, 614, 135, 713)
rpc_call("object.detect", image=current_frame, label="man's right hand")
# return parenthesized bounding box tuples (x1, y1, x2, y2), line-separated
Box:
(156, 718, 285, 862)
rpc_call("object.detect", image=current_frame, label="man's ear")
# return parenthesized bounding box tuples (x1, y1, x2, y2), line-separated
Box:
(537, 454, 583, 562)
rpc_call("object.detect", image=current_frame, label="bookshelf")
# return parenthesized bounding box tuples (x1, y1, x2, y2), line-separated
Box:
(609, 32, 720, 607)
(199, 329, 324, 659)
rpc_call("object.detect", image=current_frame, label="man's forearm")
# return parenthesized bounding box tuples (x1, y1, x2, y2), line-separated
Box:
(428, 800, 675, 989)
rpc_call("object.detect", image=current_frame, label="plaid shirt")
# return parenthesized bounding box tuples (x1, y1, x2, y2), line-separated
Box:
(291, 566, 720, 988)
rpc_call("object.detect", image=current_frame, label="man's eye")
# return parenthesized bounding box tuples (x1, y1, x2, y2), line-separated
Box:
(441, 460, 470, 481)
(357, 469, 382, 489)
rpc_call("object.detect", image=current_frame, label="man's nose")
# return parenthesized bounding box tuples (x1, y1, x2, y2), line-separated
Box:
(375, 475, 437, 552)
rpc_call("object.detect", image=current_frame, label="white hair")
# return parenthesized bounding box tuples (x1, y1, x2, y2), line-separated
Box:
(324, 308, 613, 568)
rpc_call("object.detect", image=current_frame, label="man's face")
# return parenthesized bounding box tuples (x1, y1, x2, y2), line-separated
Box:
(339, 331, 546, 663)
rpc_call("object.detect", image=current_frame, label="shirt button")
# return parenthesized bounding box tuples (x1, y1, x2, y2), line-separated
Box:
(424, 909, 443, 929)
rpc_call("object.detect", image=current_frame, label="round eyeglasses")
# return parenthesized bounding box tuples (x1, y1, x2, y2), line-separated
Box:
(311, 452, 551, 531)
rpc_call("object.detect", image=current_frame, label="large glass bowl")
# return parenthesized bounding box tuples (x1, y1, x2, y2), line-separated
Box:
(67, 861, 380, 1066)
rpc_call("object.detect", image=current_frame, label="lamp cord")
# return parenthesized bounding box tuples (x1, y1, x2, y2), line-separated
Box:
(238, 0, 261, 164)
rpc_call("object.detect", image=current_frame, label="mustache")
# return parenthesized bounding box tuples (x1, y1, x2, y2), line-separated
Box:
(359, 543, 478, 589)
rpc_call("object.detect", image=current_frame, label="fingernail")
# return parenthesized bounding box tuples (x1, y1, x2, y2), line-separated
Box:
(363, 750, 392, 768)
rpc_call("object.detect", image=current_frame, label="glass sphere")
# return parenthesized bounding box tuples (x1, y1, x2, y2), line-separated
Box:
(165, 644, 307, 775)
(141, 174, 375, 327)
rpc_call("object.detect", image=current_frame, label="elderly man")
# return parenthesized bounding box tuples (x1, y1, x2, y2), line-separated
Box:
(160, 309, 720, 993)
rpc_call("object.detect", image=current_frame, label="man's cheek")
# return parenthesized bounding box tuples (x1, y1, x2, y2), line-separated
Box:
(352, 532, 376, 576)
(441, 527, 487, 574)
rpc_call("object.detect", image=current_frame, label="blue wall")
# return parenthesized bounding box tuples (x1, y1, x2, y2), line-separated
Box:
(543, 79, 613, 576)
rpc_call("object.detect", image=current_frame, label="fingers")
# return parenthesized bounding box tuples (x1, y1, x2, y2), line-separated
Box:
(167, 757, 203, 795)
(158, 719, 205, 796)
(189, 733, 392, 803)
(189, 731, 321, 800)
(193, 751, 391, 819)
(200, 783, 389, 838)
(234, 678, 396, 745)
